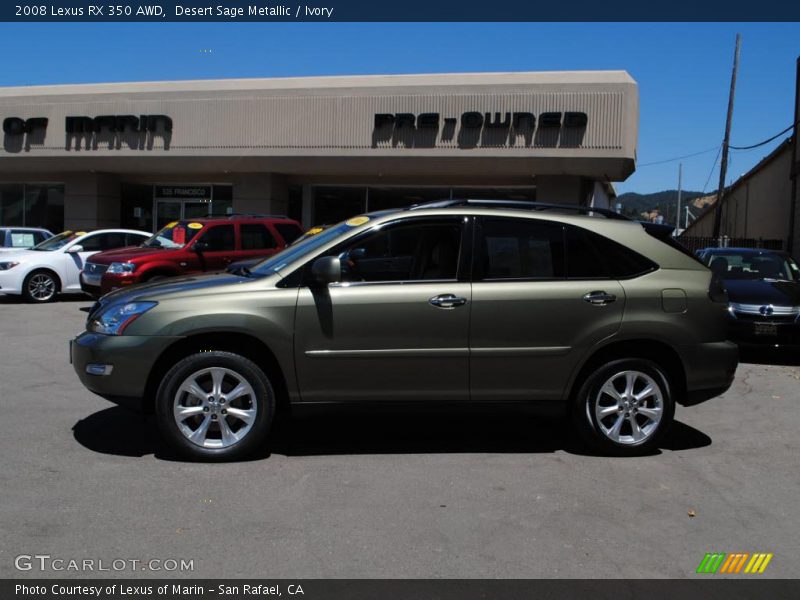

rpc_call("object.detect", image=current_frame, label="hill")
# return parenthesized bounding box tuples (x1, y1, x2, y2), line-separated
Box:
(617, 190, 708, 225)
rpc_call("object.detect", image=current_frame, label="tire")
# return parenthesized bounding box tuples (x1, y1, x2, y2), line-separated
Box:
(155, 351, 275, 461)
(22, 269, 59, 303)
(571, 358, 675, 456)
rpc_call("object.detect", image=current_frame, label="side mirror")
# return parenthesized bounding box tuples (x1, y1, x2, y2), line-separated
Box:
(311, 256, 342, 285)
(65, 244, 83, 254)
(193, 241, 209, 253)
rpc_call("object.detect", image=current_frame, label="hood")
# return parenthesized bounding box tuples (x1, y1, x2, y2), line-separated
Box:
(724, 278, 800, 306)
(87, 245, 169, 265)
(0, 249, 40, 261)
(100, 271, 255, 304)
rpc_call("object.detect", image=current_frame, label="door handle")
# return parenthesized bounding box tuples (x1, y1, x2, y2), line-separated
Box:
(429, 294, 467, 309)
(583, 290, 617, 306)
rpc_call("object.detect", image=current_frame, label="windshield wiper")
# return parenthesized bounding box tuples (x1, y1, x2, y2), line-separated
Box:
(228, 265, 253, 278)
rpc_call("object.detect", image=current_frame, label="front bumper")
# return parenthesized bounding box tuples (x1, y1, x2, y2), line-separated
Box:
(728, 318, 800, 348)
(99, 272, 142, 296)
(71, 331, 183, 408)
(0, 267, 25, 294)
(678, 340, 739, 405)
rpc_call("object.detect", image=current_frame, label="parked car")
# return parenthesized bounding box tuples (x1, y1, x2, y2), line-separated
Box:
(81, 215, 304, 297)
(699, 247, 800, 347)
(71, 200, 738, 460)
(225, 224, 330, 275)
(0, 227, 53, 252)
(0, 229, 150, 303)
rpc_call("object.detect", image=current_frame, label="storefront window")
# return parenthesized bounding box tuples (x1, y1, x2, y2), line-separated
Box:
(120, 184, 154, 232)
(0, 183, 64, 232)
(313, 187, 366, 225)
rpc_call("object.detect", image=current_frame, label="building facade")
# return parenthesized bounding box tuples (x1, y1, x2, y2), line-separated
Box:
(0, 71, 638, 233)
(681, 139, 794, 244)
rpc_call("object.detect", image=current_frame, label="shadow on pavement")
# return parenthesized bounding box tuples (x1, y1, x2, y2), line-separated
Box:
(72, 404, 712, 462)
(0, 293, 91, 304)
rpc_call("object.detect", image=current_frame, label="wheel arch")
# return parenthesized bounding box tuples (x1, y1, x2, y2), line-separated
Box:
(143, 331, 290, 416)
(24, 266, 62, 292)
(567, 339, 687, 405)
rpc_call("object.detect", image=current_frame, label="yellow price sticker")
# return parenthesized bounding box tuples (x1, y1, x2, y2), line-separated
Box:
(74, 231, 87, 236)
(187, 222, 203, 230)
(307, 227, 324, 235)
(165, 221, 178, 228)
(345, 216, 369, 227)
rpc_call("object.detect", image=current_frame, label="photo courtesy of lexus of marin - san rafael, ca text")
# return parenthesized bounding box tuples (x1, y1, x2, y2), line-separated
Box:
(1, 9, 800, 600)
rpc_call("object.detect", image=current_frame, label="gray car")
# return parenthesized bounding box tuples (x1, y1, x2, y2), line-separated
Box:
(71, 200, 738, 460)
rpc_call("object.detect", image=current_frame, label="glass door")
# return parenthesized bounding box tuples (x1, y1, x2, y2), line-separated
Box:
(156, 200, 183, 230)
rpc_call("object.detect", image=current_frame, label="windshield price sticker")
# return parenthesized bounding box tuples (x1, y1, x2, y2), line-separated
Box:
(187, 222, 203, 229)
(345, 216, 369, 227)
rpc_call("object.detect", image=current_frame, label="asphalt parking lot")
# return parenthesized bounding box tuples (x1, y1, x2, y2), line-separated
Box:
(1, 295, 799, 579)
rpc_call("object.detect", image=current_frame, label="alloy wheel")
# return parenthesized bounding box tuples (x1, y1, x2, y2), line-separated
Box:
(173, 367, 258, 449)
(592, 370, 664, 445)
(28, 273, 56, 301)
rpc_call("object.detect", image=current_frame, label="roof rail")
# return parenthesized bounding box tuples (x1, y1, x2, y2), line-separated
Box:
(407, 198, 631, 221)
(203, 212, 291, 219)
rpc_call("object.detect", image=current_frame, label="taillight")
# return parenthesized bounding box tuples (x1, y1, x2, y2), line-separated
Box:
(708, 274, 728, 303)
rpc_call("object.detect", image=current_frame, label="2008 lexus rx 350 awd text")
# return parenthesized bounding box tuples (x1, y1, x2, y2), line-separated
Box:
(70, 200, 738, 460)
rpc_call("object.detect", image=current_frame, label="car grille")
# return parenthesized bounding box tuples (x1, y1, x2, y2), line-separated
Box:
(730, 303, 800, 323)
(85, 262, 108, 276)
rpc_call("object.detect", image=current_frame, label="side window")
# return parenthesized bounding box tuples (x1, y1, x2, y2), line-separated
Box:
(274, 223, 303, 245)
(10, 231, 36, 248)
(476, 218, 565, 280)
(199, 225, 235, 252)
(566, 225, 656, 279)
(125, 233, 147, 246)
(241, 224, 277, 250)
(335, 219, 463, 283)
(79, 232, 126, 252)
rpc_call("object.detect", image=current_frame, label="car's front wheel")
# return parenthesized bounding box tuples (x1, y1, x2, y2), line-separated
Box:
(22, 269, 59, 303)
(572, 358, 675, 456)
(155, 351, 275, 461)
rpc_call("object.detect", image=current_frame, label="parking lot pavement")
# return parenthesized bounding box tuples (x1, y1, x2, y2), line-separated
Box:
(1, 295, 799, 579)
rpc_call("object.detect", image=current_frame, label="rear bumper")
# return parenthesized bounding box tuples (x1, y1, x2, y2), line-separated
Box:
(71, 331, 182, 407)
(678, 340, 739, 405)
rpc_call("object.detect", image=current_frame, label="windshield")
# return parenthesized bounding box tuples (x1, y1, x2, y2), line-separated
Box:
(250, 220, 359, 276)
(31, 230, 83, 252)
(142, 221, 203, 249)
(705, 251, 800, 282)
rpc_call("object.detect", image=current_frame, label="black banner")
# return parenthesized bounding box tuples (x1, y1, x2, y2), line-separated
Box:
(4, 580, 800, 600)
(2, 0, 800, 22)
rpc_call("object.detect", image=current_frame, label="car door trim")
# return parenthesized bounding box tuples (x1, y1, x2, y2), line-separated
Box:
(470, 346, 572, 357)
(305, 348, 469, 358)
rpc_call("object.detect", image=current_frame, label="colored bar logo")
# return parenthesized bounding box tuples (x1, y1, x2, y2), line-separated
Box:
(696, 552, 773, 574)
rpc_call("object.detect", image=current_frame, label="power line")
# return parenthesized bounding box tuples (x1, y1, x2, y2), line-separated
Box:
(637, 145, 720, 168)
(702, 145, 723, 194)
(730, 122, 796, 150)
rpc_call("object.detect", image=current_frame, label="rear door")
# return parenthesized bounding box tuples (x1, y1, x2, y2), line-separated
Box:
(469, 217, 625, 401)
(238, 222, 281, 262)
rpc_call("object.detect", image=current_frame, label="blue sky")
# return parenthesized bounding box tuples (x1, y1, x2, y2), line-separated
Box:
(0, 22, 798, 194)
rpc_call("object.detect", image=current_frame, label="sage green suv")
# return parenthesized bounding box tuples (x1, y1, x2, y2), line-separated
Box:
(71, 200, 738, 460)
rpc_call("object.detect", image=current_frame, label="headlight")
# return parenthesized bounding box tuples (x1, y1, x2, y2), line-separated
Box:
(88, 301, 157, 335)
(107, 262, 136, 275)
(0, 261, 19, 270)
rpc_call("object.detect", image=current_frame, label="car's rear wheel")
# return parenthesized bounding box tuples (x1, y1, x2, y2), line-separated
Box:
(572, 358, 674, 456)
(155, 351, 275, 461)
(22, 269, 59, 303)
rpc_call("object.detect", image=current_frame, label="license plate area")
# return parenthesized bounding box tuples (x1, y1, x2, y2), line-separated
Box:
(753, 322, 778, 336)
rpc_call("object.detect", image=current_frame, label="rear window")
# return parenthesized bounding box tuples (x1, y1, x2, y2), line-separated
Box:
(567, 225, 657, 279)
(274, 223, 303, 245)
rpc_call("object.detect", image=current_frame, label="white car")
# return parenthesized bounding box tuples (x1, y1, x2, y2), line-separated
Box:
(0, 229, 150, 302)
(0, 227, 53, 252)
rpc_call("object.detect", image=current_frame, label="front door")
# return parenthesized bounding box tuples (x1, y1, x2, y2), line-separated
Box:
(294, 217, 470, 403)
(469, 217, 625, 401)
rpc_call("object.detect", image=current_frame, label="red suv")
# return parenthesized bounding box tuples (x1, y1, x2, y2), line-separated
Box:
(81, 215, 303, 297)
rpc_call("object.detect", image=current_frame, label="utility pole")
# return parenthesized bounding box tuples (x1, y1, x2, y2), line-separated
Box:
(712, 33, 742, 239)
(676, 163, 683, 234)
(788, 55, 799, 255)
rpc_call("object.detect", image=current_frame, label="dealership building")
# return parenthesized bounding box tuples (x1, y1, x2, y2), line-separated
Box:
(0, 71, 638, 233)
